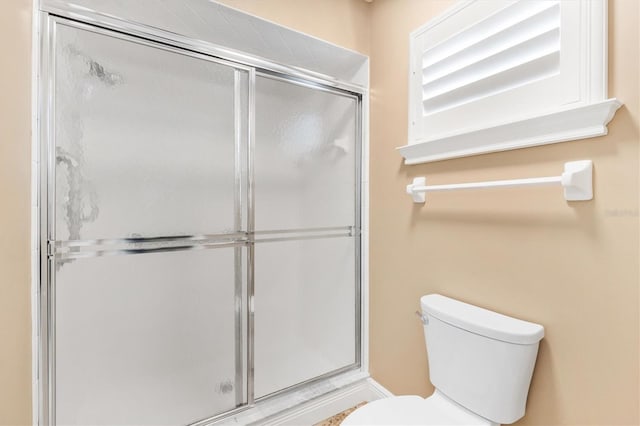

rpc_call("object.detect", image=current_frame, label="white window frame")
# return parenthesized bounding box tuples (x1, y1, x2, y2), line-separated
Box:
(399, 0, 622, 165)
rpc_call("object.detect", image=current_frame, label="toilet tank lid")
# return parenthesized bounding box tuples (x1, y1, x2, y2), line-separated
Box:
(421, 294, 544, 345)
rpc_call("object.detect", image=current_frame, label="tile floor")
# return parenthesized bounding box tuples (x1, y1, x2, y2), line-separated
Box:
(313, 402, 367, 426)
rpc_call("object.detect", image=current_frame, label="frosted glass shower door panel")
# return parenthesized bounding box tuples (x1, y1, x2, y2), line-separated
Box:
(55, 249, 241, 425)
(255, 76, 358, 231)
(54, 23, 245, 241)
(254, 237, 357, 398)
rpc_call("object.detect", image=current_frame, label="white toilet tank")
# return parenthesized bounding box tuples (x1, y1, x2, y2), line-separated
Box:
(421, 295, 544, 425)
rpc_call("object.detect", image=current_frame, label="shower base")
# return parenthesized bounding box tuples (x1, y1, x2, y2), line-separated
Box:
(206, 371, 390, 426)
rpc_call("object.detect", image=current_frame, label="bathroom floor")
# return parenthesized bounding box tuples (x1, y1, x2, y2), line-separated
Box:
(314, 402, 367, 426)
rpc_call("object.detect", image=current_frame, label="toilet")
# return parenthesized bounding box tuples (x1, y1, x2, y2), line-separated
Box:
(343, 294, 544, 425)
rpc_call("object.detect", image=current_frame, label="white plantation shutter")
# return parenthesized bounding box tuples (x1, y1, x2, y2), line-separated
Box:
(402, 0, 621, 165)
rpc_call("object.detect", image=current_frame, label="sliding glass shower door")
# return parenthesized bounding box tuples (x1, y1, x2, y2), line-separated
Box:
(51, 21, 249, 425)
(44, 17, 360, 426)
(253, 76, 359, 398)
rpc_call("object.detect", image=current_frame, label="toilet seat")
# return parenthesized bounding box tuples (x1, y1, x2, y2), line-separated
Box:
(341, 391, 494, 426)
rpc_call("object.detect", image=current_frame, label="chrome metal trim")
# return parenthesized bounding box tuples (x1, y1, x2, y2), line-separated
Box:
(246, 67, 256, 407)
(233, 245, 245, 407)
(253, 226, 353, 235)
(41, 3, 366, 96)
(37, 12, 49, 426)
(47, 19, 56, 245)
(54, 237, 247, 255)
(354, 95, 364, 369)
(255, 70, 362, 100)
(234, 69, 244, 234)
(50, 16, 254, 73)
(43, 15, 58, 425)
(51, 227, 356, 258)
(253, 233, 353, 245)
(239, 70, 251, 411)
(233, 68, 245, 407)
(54, 232, 248, 248)
(47, 257, 56, 426)
(54, 241, 246, 260)
(53, 227, 354, 248)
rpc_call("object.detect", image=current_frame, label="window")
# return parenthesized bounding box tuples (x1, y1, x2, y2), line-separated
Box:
(400, 0, 621, 165)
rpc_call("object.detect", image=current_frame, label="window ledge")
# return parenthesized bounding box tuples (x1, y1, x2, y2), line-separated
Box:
(398, 98, 622, 165)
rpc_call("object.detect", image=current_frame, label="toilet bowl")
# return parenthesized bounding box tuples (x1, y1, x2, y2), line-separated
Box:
(343, 294, 544, 426)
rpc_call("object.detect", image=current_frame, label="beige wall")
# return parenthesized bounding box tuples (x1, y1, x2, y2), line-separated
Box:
(2, 1, 638, 425)
(0, 0, 31, 425)
(0, 0, 33, 425)
(368, 0, 639, 425)
(217, 0, 371, 56)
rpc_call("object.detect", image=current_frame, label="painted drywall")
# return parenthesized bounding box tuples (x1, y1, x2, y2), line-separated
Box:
(367, 0, 639, 425)
(0, 0, 33, 425)
(216, 0, 371, 57)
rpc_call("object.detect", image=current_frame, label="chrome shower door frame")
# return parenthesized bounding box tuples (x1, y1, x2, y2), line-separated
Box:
(37, 9, 365, 426)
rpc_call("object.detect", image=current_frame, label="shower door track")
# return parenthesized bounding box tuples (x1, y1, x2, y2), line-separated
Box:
(42, 2, 365, 94)
(36, 9, 365, 426)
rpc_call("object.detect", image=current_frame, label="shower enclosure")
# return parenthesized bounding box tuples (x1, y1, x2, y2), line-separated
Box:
(38, 9, 363, 425)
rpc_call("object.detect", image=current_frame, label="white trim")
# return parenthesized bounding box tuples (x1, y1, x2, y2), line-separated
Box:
(360, 86, 371, 375)
(409, 0, 476, 43)
(404, 0, 621, 165)
(366, 378, 394, 398)
(399, 98, 621, 164)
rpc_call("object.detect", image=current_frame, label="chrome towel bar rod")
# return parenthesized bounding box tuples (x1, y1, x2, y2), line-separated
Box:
(406, 160, 593, 203)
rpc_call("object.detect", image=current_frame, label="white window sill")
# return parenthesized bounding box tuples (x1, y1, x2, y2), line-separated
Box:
(398, 98, 622, 165)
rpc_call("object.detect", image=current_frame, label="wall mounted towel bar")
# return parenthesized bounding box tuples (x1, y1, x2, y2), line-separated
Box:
(406, 160, 593, 203)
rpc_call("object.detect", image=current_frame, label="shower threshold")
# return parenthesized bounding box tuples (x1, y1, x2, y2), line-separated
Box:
(202, 370, 389, 426)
